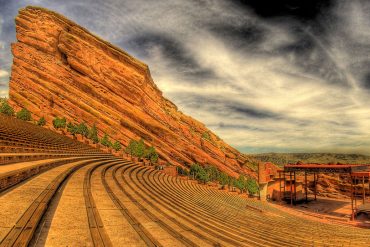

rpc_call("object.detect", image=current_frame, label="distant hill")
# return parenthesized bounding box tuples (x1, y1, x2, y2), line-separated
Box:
(249, 153, 370, 167)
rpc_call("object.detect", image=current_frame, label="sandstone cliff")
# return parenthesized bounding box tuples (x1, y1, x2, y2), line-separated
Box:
(9, 6, 255, 177)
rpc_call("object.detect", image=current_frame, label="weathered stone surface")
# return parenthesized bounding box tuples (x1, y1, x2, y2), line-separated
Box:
(9, 6, 255, 177)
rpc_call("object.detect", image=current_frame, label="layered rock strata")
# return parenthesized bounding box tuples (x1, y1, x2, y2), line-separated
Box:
(9, 6, 255, 176)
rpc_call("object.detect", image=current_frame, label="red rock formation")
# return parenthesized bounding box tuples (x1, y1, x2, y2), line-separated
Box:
(9, 6, 255, 177)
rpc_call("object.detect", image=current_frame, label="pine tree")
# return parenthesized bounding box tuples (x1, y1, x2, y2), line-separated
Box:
(37, 117, 46, 126)
(77, 122, 89, 137)
(112, 141, 122, 151)
(89, 124, 99, 143)
(100, 134, 112, 147)
(0, 100, 14, 116)
(16, 108, 32, 121)
(67, 122, 78, 135)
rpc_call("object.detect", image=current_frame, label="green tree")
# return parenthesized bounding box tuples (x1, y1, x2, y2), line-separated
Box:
(177, 166, 184, 175)
(16, 108, 32, 121)
(112, 141, 122, 151)
(205, 165, 219, 182)
(100, 134, 112, 147)
(77, 122, 89, 138)
(201, 131, 211, 141)
(144, 146, 158, 163)
(52, 117, 66, 129)
(218, 172, 229, 189)
(0, 100, 14, 116)
(37, 116, 46, 126)
(89, 123, 99, 143)
(125, 139, 138, 157)
(190, 163, 202, 178)
(235, 175, 247, 193)
(246, 178, 259, 195)
(149, 151, 158, 163)
(67, 122, 78, 135)
(134, 139, 145, 158)
(197, 167, 210, 184)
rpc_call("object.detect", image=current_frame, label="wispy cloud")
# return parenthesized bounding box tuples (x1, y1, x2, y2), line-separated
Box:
(0, 0, 370, 154)
(0, 69, 8, 78)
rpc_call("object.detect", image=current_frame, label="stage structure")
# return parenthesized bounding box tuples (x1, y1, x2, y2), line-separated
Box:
(280, 164, 370, 220)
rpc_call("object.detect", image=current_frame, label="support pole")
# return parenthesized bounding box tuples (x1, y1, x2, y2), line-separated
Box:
(314, 173, 317, 201)
(290, 172, 293, 206)
(363, 176, 365, 205)
(294, 171, 297, 204)
(305, 171, 308, 202)
(279, 171, 282, 202)
(354, 177, 357, 211)
(284, 172, 286, 196)
(350, 174, 354, 221)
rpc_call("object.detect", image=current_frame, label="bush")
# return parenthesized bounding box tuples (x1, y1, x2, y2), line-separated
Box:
(190, 163, 202, 177)
(134, 139, 145, 158)
(197, 168, 210, 184)
(125, 139, 137, 156)
(125, 138, 159, 163)
(218, 172, 229, 188)
(89, 124, 99, 143)
(37, 117, 46, 126)
(53, 117, 66, 129)
(16, 108, 32, 121)
(112, 141, 122, 151)
(201, 131, 211, 141)
(246, 178, 259, 195)
(235, 175, 247, 193)
(205, 165, 219, 182)
(67, 122, 78, 135)
(77, 122, 89, 137)
(100, 134, 112, 147)
(190, 163, 210, 184)
(0, 100, 14, 116)
(144, 146, 158, 163)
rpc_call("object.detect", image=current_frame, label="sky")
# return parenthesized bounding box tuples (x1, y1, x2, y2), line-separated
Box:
(0, 0, 370, 154)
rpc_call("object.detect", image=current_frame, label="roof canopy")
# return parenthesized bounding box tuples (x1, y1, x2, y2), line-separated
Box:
(283, 164, 370, 174)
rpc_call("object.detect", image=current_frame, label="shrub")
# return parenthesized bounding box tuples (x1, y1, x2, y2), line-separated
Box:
(205, 165, 219, 182)
(100, 134, 112, 147)
(0, 100, 14, 116)
(112, 141, 122, 151)
(16, 108, 32, 121)
(89, 124, 99, 143)
(235, 175, 247, 193)
(190, 163, 202, 177)
(53, 117, 66, 129)
(177, 166, 184, 175)
(246, 178, 259, 195)
(197, 168, 210, 184)
(134, 139, 145, 158)
(144, 146, 158, 163)
(218, 172, 229, 188)
(125, 139, 137, 156)
(77, 122, 89, 137)
(190, 163, 210, 184)
(125, 138, 159, 163)
(201, 131, 211, 141)
(37, 117, 46, 126)
(67, 122, 78, 135)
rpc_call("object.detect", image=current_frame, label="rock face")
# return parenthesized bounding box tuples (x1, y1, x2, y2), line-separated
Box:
(9, 6, 255, 177)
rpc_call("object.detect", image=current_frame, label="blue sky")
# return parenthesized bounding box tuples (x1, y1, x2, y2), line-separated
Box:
(1, 0, 370, 154)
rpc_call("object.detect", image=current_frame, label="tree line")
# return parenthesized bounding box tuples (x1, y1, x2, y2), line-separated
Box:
(0, 99, 122, 151)
(125, 139, 159, 164)
(1, 99, 257, 194)
(183, 163, 259, 195)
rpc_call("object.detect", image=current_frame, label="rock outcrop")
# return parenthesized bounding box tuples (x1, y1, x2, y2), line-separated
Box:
(9, 6, 255, 177)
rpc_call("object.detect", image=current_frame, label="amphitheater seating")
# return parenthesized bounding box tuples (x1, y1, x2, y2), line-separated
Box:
(1, 113, 369, 246)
